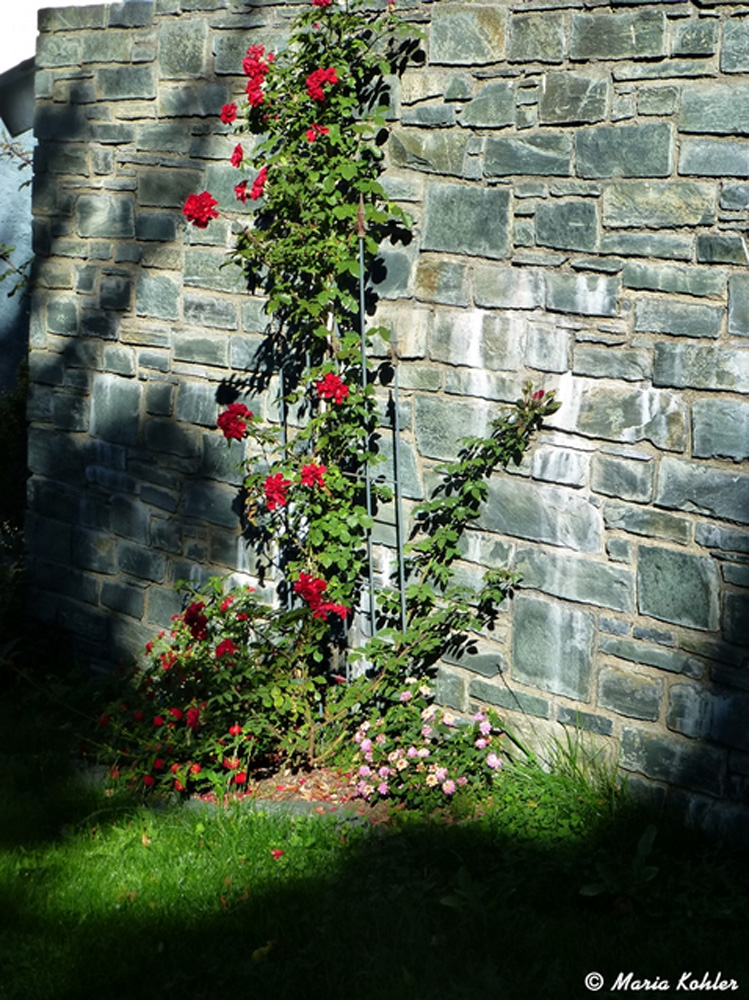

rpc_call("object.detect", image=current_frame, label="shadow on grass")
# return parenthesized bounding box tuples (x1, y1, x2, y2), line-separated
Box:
(2, 682, 749, 1000)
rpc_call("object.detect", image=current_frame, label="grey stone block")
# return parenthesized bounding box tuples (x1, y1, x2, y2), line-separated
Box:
(600, 635, 702, 677)
(557, 706, 613, 736)
(515, 546, 634, 612)
(576, 123, 672, 178)
(480, 475, 602, 553)
(623, 261, 726, 298)
(604, 501, 691, 546)
(182, 481, 239, 530)
(722, 19, 749, 73)
(696, 234, 749, 265)
(468, 679, 550, 719)
(159, 83, 230, 118)
(101, 276, 132, 311)
(184, 294, 238, 331)
(144, 419, 201, 458)
(729, 275, 749, 337)
(559, 381, 686, 451)
(430, 309, 522, 371)
(592, 454, 653, 502)
(73, 526, 117, 574)
(485, 133, 572, 178)
(443, 637, 508, 678)
(673, 19, 718, 56)
(81, 30, 132, 64)
(47, 298, 78, 336)
(39, 5, 107, 29)
(76, 194, 134, 238)
(101, 580, 145, 619)
(512, 594, 595, 701)
(176, 381, 219, 427)
(546, 273, 619, 317)
(422, 183, 510, 260)
(599, 666, 663, 722)
(81, 311, 118, 340)
(721, 184, 749, 210)
(53, 392, 89, 431)
(654, 343, 749, 392)
(136, 212, 178, 242)
(430, 5, 507, 66)
(679, 82, 749, 134)
(91, 374, 141, 447)
(149, 517, 182, 554)
(136, 273, 179, 321)
(539, 72, 608, 125)
(531, 446, 588, 487)
(138, 168, 202, 209)
(693, 399, 749, 462)
(637, 86, 679, 115)
(459, 81, 514, 128)
(723, 591, 749, 647)
(508, 12, 564, 64)
(201, 434, 245, 487)
(96, 66, 155, 101)
(108, 2, 153, 27)
(402, 105, 456, 128)
(680, 138, 749, 178)
(571, 10, 665, 60)
(159, 18, 208, 79)
(656, 456, 749, 526)
(573, 345, 651, 382)
(634, 298, 722, 339)
(600, 232, 693, 260)
(620, 726, 724, 797)
(696, 523, 749, 556)
(536, 200, 597, 252)
(173, 332, 228, 367)
(473, 265, 544, 310)
(603, 181, 716, 228)
(525, 323, 569, 373)
(118, 541, 167, 583)
(638, 545, 720, 631)
(434, 669, 465, 712)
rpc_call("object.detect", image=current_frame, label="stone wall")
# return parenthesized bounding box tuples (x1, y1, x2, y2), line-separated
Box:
(28, 0, 749, 836)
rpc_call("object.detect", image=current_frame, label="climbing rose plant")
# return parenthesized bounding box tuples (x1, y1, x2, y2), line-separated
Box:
(96, 0, 561, 808)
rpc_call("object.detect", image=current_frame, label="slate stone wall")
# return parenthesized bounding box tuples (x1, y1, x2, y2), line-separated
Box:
(29, 0, 749, 837)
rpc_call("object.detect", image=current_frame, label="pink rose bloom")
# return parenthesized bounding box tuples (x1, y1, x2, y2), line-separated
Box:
(487, 752, 501, 770)
(442, 780, 456, 795)
(377, 782, 389, 796)
(407, 746, 419, 758)
(435, 767, 447, 782)
(399, 690, 412, 702)
(479, 720, 492, 736)
(475, 738, 487, 750)
(359, 765, 372, 778)
(360, 738, 372, 753)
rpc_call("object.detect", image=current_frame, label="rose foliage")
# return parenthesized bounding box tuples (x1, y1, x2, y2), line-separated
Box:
(96, 1, 561, 810)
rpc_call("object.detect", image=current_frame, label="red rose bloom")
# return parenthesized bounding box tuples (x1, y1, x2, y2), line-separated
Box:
(264, 472, 291, 511)
(316, 372, 349, 404)
(234, 772, 248, 785)
(168, 707, 184, 721)
(306, 66, 338, 102)
(305, 123, 330, 142)
(186, 706, 201, 730)
(182, 191, 219, 229)
(243, 44, 274, 107)
(230, 143, 244, 168)
(314, 602, 349, 622)
(229, 724, 243, 736)
(189, 762, 201, 774)
(153, 716, 164, 727)
(271, 849, 284, 860)
(174, 780, 186, 792)
(217, 402, 253, 440)
(312, 0, 333, 6)
(143, 774, 155, 787)
(216, 638, 238, 659)
(220, 102, 237, 124)
(301, 462, 326, 488)
(154, 758, 165, 770)
(250, 166, 267, 200)
(184, 602, 208, 640)
(235, 180, 249, 204)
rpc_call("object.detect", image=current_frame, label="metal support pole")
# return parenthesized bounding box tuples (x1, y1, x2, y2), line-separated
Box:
(357, 199, 377, 642)
(390, 334, 408, 635)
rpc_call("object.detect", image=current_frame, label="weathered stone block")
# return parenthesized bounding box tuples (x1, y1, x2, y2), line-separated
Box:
(536, 200, 597, 252)
(108, 2, 153, 27)
(556, 380, 686, 451)
(484, 133, 572, 178)
(638, 545, 720, 631)
(515, 546, 634, 612)
(722, 19, 749, 73)
(101, 580, 145, 619)
(512, 595, 595, 701)
(73, 526, 117, 574)
(136, 212, 178, 243)
(76, 194, 134, 239)
(422, 183, 510, 260)
(623, 261, 726, 298)
(81, 30, 131, 64)
(723, 590, 749, 647)
(575, 123, 672, 178)
(136, 273, 179, 321)
(669, 683, 749, 753)
(573, 345, 651, 382)
(182, 481, 239, 530)
(654, 343, 749, 392)
(634, 298, 722, 340)
(430, 5, 507, 66)
(637, 86, 679, 116)
(402, 104, 456, 128)
(473, 265, 544, 310)
(101, 276, 132, 311)
(430, 309, 522, 372)
(53, 392, 89, 431)
(546, 273, 619, 317)
(600, 635, 702, 678)
(603, 181, 716, 228)
(557, 707, 613, 736)
(656, 456, 749, 526)
(592, 454, 653, 502)
(680, 138, 749, 178)
(620, 726, 724, 797)
(416, 258, 469, 308)
(39, 6, 107, 30)
(444, 369, 517, 403)
(144, 419, 200, 459)
(176, 382, 219, 427)
(118, 541, 167, 583)
(697, 234, 749, 265)
(696, 523, 749, 556)
(159, 83, 228, 118)
(604, 500, 691, 545)
(173, 332, 228, 367)
(729, 274, 749, 337)
(96, 66, 155, 101)
(91, 374, 141, 447)
(571, 11, 665, 60)
(599, 666, 663, 722)
(508, 13, 564, 64)
(600, 232, 693, 261)
(693, 399, 749, 462)
(480, 475, 602, 552)
(679, 82, 749, 134)
(539, 72, 608, 125)
(459, 81, 514, 128)
(184, 294, 238, 331)
(469, 679, 550, 718)
(138, 168, 202, 209)
(721, 184, 749, 210)
(159, 18, 208, 78)
(673, 19, 718, 57)
(531, 446, 588, 487)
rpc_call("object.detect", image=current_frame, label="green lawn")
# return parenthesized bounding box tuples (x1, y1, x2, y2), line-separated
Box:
(2, 680, 748, 1000)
